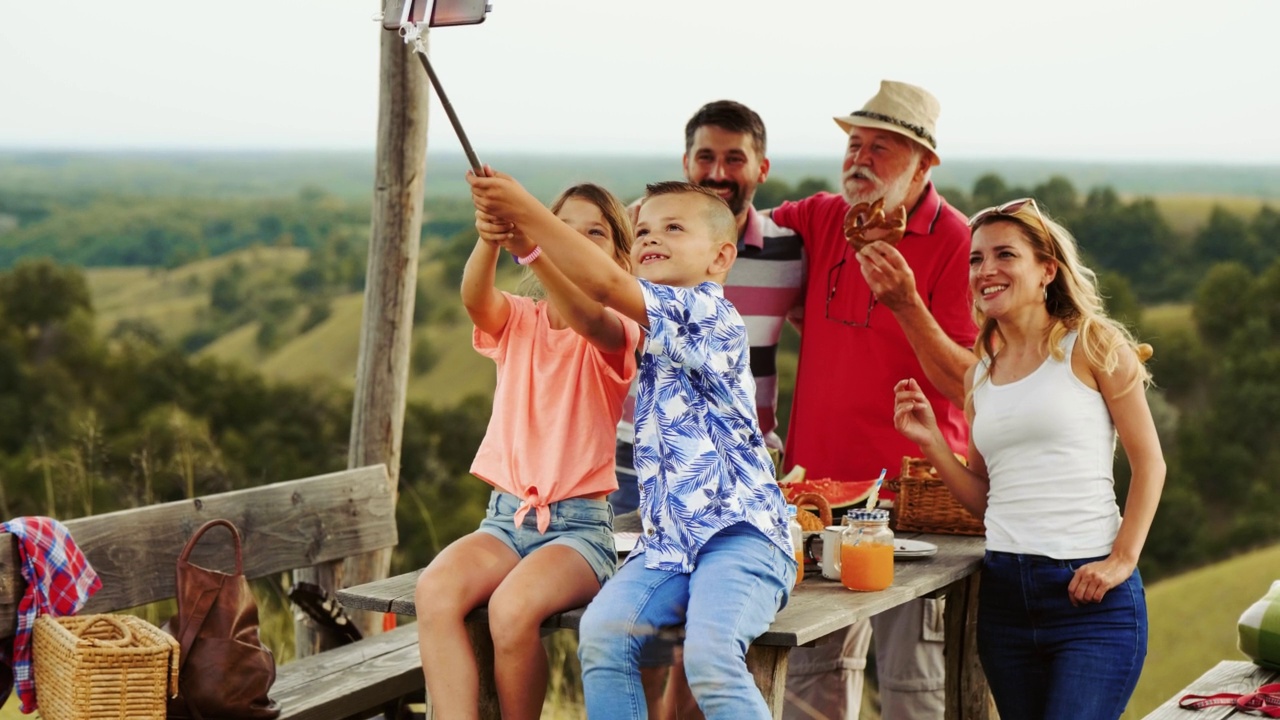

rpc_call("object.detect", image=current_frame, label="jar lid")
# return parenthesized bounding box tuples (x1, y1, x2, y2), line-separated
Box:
(846, 508, 890, 523)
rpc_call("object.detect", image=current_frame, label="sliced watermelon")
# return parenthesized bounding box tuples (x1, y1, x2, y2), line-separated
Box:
(780, 477, 876, 509)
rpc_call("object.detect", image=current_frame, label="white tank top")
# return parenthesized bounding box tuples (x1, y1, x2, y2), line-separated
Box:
(971, 331, 1121, 559)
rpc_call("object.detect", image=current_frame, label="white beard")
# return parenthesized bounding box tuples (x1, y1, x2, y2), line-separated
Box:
(842, 166, 913, 212)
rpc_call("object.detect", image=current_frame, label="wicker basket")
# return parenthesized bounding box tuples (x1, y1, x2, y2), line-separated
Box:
(32, 614, 179, 720)
(888, 456, 984, 536)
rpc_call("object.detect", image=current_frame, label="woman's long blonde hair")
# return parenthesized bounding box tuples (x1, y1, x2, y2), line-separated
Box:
(517, 183, 634, 299)
(969, 201, 1151, 396)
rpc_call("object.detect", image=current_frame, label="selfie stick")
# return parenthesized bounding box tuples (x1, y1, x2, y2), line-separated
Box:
(401, 25, 483, 174)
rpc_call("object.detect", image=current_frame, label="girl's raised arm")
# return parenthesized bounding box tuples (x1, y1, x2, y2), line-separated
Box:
(460, 236, 511, 337)
(477, 212, 629, 355)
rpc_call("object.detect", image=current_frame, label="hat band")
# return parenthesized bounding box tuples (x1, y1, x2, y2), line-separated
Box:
(849, 110, 936, 149)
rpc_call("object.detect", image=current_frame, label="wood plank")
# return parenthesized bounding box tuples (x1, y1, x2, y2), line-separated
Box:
(1, 466, 395, 638)
(1141, 660, 1280, 719)
(273, 624, 424, 720)
(338, 570, 421, 613)
(760, 533, 984, 646)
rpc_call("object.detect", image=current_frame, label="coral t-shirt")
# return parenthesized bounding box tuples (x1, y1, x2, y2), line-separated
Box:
(470, 293, 641, 531)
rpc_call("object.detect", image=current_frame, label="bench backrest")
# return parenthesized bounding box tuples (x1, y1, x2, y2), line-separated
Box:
(0, 465, 395, 640)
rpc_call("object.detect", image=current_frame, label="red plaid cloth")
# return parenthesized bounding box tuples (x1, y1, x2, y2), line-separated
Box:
(1, 517, 101, 713)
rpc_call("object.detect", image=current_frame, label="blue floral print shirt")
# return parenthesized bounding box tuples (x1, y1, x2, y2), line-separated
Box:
(631, 279, 795, 572)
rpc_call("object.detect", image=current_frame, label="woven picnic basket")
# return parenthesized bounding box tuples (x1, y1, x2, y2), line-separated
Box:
(887, 456, 984, 536)
(32, 613, 179, 720)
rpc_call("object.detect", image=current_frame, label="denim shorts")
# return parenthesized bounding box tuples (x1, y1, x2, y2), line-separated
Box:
(476, 490, 618, 586)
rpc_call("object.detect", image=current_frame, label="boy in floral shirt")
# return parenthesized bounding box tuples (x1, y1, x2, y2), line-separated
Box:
(470, 171, 795, 720)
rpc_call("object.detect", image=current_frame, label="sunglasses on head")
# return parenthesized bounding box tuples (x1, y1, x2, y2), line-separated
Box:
(968, 197, 1053, 241)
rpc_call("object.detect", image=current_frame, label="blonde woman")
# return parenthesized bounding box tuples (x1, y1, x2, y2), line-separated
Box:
(893, 198, 1165, 719)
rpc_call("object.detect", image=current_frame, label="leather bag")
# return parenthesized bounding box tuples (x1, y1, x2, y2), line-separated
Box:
(164, 519, 281, 720)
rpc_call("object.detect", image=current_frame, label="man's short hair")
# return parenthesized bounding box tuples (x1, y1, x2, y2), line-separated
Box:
(642, 181, 737, 246)
(684, 100, 767, 157)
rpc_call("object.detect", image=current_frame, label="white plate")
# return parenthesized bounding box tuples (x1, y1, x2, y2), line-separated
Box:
(894, 539, 938, 559)
(613, 531, 640, 554)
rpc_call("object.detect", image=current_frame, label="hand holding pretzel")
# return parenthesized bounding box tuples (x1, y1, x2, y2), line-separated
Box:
(843, 198, 908, 251)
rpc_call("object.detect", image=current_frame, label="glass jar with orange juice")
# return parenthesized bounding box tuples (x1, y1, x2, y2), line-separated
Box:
(840, 509, 894, 591)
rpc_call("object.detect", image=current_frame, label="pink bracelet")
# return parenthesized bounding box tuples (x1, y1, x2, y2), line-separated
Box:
(516, 246, 543, 265)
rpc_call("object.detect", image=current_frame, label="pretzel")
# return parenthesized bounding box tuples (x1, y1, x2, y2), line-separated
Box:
(843, 198, 908, 251)
(792, 492, 833, 531)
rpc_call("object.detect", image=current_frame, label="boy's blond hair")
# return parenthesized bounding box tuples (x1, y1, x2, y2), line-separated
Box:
(639, 181, 736, 247)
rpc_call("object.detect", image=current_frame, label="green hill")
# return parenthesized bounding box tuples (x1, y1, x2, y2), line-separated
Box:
(88, 247, 508, 408)
(1124, 542, 1280, 717)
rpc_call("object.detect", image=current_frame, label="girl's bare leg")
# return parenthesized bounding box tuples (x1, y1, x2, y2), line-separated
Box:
(486, 544, 603, 720)
(415, 532, 520, 720)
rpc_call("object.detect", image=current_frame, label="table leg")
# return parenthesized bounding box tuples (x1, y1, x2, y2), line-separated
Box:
(943, 573, 998, 719)
(746, 645, 790, 719)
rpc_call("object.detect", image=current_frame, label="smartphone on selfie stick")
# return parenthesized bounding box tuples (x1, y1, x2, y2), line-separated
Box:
(381, 0, 492, 174)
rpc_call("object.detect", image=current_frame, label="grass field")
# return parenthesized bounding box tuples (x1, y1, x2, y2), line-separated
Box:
(1124, 542, 1280, 717)
(1149, 194, 1269, 235)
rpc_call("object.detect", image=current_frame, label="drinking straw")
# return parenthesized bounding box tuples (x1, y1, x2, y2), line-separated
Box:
(866, 468, 887, 510)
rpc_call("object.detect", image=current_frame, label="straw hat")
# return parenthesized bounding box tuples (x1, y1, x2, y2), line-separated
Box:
(834, 80, 941, 165)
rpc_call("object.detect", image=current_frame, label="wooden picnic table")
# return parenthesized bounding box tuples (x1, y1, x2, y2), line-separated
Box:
(340, 532, 992, 719)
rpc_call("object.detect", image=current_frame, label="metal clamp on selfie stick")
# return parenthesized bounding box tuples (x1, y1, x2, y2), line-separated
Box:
(379, 0, 492, 174)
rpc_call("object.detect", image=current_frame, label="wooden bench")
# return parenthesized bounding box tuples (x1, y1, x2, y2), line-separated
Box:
(0, 465, 422, 720)
(1142, 660, 1280, 718)
(341, 532, 993, 719)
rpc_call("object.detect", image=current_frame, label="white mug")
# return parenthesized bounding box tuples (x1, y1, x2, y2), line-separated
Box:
(820, 525, 843, 580)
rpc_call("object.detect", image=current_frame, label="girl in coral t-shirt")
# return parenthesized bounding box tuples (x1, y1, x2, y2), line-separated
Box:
(415, 181, 641, 720)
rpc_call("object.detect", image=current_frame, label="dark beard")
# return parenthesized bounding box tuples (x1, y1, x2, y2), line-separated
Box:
(698, 180, 746, 216)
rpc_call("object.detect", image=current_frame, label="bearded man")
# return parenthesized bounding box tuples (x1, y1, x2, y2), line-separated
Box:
(770, 80, 977, 720)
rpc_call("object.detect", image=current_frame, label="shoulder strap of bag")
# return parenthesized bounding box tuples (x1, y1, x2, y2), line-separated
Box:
(179, 518, 244, 573)
(173, 519, 242, 674)
(1180, 683, 1280, 716)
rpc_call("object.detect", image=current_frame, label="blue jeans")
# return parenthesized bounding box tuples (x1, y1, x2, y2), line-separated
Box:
(578, 522, 795, 720)
(978, 551, 1148, 720)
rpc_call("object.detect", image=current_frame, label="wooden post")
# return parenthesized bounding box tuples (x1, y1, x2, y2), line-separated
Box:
(295, 25, 429, 656)
(943, 573, 999, 719)
(747, 645, 790, 719)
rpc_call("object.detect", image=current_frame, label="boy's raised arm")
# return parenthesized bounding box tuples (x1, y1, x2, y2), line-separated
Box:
(469, 169, 649, 328)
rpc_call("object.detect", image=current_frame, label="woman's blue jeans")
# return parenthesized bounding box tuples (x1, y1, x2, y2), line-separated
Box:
(578, 522, 794, 720)
(978, 550, 1148, 720)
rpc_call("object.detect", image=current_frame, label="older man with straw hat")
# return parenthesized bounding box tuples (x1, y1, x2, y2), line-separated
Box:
(770, 80, 978, 719)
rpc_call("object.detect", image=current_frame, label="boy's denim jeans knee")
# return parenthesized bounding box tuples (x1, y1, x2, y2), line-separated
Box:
(578, 523, 794, 720)
(977, 551, 1147, 720)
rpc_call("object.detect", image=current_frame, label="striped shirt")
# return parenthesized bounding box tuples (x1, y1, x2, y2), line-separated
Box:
(617, 206, 806, 445)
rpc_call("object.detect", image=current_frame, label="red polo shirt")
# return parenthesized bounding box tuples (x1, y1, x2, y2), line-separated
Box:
(772, 185, 976, 489)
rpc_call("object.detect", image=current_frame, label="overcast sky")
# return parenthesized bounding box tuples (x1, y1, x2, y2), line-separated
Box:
(3, 0, 1278, 164)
